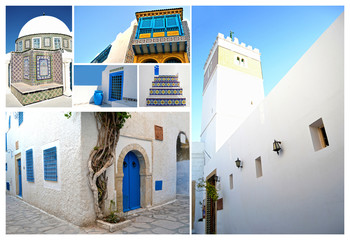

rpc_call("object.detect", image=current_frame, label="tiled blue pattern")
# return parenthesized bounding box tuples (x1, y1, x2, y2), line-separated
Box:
(36, 55, 51, 80)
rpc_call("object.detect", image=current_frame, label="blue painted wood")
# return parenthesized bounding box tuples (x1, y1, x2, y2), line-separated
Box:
(123, 151, 140, 212)
(108, 71, 124, 101)
(155, 180, 163, 191)
(17, 159, 22, 197)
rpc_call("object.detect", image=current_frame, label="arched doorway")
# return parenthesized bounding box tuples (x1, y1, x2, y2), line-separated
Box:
(164, 57, 182, 63)
(115, 144, 152, 212)
(176, 132, 189, 195)
(122, 151, 140, 212)
(142, 59, 158, 63)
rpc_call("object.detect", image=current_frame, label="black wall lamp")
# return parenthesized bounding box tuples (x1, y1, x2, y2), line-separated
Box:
(214, 176, 220, 182)
(273, 140, 282, 155)
(235, 158, 243, 168)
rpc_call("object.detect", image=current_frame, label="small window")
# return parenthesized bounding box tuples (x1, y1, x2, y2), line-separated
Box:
(54, 38, 61, 49)
(33, 38, 40, 48)
(18, 41, 23, 51)
(26, 149, 34, 182)
(63, 39, 68, 48)
(241, 58, 245, 67)
(44, 37, 51, 47)
(19, 112, 23, 126)
(255, 157, 263, 178)
(309, 118, 329, 151)
(43, 147, 57, 181)
(25, 40, 30, 49)
(229, 174, 233, 189)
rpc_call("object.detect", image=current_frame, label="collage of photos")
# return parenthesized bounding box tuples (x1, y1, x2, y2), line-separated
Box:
(3, 2, 347, 238)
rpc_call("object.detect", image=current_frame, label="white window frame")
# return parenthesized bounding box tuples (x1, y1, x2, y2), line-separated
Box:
(18, 41, 23, 52)
(53, 37, 62, 50)
(44, 37, 51, 47)
(32, 37, 41, 49)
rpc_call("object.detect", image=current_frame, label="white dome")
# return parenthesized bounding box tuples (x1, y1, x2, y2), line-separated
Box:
(18, 15, 71, 38)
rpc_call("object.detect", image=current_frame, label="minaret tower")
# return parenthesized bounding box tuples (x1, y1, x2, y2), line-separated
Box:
(201, 33, 264, 156)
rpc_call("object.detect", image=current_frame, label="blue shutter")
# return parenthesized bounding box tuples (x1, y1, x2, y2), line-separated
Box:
(155, 180, 163, 191)
(9, 116, 11, 129)
(26, 149, 34, 182)
(19, 112, 23, 126)
(43, 147, 57, 181)
(5, 133, 7, 152)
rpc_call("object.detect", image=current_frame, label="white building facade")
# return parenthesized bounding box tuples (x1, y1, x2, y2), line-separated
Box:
(193, 13, 344, 234)
(73, 65, 137, 107)
(6, 111, 189, 226)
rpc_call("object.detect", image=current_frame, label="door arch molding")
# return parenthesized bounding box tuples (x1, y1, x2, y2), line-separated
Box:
(115, 144, 152, 212)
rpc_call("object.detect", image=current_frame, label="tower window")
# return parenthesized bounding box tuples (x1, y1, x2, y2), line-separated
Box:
(255, 157, 263, 178)
(236, 56, 240, 65)
(18, 41, 23, 51)
(229, 174, 233, 189)
(54, 38, 61, 49)
(309, 118, 329, 151)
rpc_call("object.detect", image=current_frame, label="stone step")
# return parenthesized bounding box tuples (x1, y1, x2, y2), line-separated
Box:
(146, 97, 186, 106)
(152, 81, 180, 87)
(150, 88, 183, 95)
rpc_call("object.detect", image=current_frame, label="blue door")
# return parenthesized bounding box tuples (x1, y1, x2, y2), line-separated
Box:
(17, 159, 22, 197)
(123, 152, 140, 212)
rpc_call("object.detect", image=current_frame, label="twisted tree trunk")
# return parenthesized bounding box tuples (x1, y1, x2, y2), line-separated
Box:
(87, 112, 130, 219)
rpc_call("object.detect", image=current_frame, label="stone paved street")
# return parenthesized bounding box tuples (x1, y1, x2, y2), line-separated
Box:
(6, 194, 189, 234)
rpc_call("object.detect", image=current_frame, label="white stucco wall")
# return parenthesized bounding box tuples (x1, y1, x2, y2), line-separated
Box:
(191, 142, 205, 234)
(5, 112, 94, 226)
(104, 20, 137, 63)
(81, 112, 190, 211)
(101, 65, 137, 106)
(139, 65, 191, 107)
(201, 13, 344, 234)
(73, 85, 98, 105)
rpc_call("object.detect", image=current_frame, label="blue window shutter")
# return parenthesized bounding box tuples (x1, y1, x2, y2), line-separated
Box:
(9, 116, 11, 129)
(19, 112, 23, 126)
(26, 149, 34, 182)
(43, 147, 57, 181)
(5, 133, 7, 152)
(155, 180, 163, 191)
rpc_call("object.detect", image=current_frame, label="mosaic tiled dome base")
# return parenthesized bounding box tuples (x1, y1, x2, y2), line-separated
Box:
(146, 75, 186, 106)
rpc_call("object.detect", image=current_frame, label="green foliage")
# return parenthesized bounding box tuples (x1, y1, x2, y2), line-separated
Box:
(64, 112, 72, 119)
(197, 177, 219, 201)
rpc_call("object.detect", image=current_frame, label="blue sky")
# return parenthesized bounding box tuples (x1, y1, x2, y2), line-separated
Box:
(75, 6, 190, 63)
(74, 65, 107, 85)
(192, 6, 343, 142)
(6, 6, 72, 53)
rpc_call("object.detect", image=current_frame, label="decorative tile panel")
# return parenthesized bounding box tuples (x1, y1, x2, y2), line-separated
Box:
(11, 86, 63, 106)
(36, 55, 51, 80)
(23, 57, 30, 79)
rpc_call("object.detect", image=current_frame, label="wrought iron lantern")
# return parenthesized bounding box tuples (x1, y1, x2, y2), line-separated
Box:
(273, 140, 282, 155)
(214, 176, 220, 182)
(235, 158, 243, 168)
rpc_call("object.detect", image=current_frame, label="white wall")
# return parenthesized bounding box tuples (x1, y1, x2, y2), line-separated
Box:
(191, 142, 205, 234)
(73, 85, 98, 105)
(81, 112, 190, 209)
(5, 112, 93, 226)
(101, 65, 137, 105)
(201, 13, 344, 234)
(139, 64, 191, 107)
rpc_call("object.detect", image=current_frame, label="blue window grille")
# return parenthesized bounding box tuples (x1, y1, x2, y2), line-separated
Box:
(155, 180, 163, 191)
(109, 71, 124, 101)
(19, 112, 23, 126)
(136, 14, 184, 39)
(43, 147, 57, 181)
(26, 149, 34, 182)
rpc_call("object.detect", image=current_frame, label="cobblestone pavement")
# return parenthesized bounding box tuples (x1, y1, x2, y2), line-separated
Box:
(7, 194, 189, 234)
